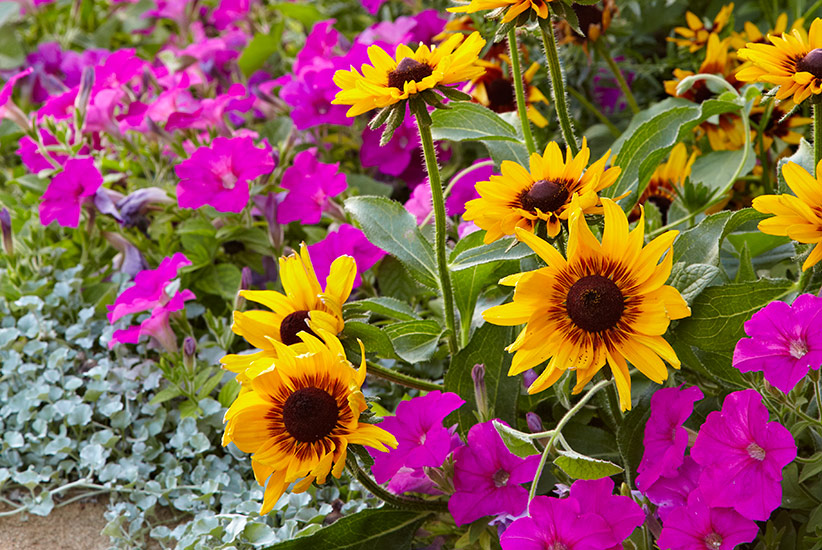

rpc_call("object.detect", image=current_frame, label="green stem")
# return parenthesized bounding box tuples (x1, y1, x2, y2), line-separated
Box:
(366, 361, 443, 392)
(420, 159, 494, 227)
(567, 86, 620, 137)
(346, 455, 448, 512)
(538, 19, 579, 156)
(803, 0, 822, 21)
(528, 379, 612, 501)
(593, 39, 639, 115)
(814, 100, 822, 177)
(508, 28, 537, 155)
(416, 119, 459, 354)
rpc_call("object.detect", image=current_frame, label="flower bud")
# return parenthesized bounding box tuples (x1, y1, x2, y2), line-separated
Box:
(183, 336, 196, 374)
(525, 412, 544, 434)
(472, 363, 490, 422)
(0, 208, 12, 256)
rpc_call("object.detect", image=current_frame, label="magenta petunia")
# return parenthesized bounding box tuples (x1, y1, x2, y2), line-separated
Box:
(0, 67, 33, 120)
(657, 491, 759, 550)
(360, 0, 385, 14)
(361, 113, 420, 176)
(107, 253, 195, 352)
(39, 157, 103, 227)
(279, 63, 352, 130)
(500, 495, 614, 550)
(691, 389, 796, 521)
(175, 136, 275, 213)
(733, 294, 822, 394)
(567, 478, 645, 550)
(370, 391, 465, 487)
(448, 421, 540, 525)
(276, 149, 347, 225)
(211, 0, 250, 30)
(445, 159, 491, 217)
(643, 456, 702, 521)
(636, 385, 704, 492)
(307, 224, 386, 289)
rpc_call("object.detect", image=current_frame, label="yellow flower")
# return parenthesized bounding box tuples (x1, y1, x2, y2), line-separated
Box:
(753, 160, 822, 270)
(483, 199, 691, 410)
(668, 3, 735, 53)
(737, 18, 822, 105)
(463, 137, 621, 243)
(221, 244, 356, 384)
(730, 12, 797, 50)
(448, 0, 553, 23)
(664, 33, 736, 101)
(332, 32, 486, 117)
(465, 58, 549, 127)
(630, 143, 697, 223)
(222, 331, 397, 514)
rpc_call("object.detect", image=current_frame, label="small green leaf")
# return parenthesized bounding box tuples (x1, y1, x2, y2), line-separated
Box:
(270, 2, 323, 26)
(238, 29, 283, 77)
(668, 262, 720, 304)
(449, 234, 533, 271)
(673, 208, 767, 267)
(341, 321, 398, 360)
(553, 450, 623, 480)
(383, 320, 443, 363)
(493, 420, 539, 457)
(344, 297, 421, 321)
(151, 385, 182, 405)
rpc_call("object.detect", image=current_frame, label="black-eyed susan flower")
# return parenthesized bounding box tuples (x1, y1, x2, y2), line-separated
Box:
(221, 244, 356, 384)
(332, 32, 486, 118)
(463, 137, 620, 243)
(630, 143, 696, 223)
(668, 3, 735, 53)
(483, 199, 691, 410)
(222, 331, 397, 514)
(448, 0, 554, 23)
(465, 58, 550, 127)
(753, 160, 822, 270)
(730, 12, 798, 50)
(737, 18, 822, 105)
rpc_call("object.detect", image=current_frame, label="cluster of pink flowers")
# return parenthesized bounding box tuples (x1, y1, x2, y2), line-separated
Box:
(637, 386, 796, 549)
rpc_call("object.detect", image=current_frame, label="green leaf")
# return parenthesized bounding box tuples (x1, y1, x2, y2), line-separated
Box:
(345, 196, 438, 289)
(197, 264, 242, 301)
(0, 24, 23, 69)
(616, 395, 651, 488)
(0, 3, 17, 27)
(726, 232, 792, 259)
(341, 321, 398, 360)
(344, 298, 421, 321)
(606, 98, 741, 206)
(493, 420, 539, 457)
(347, 174, 393, 197)
(452, 259, 518, 336)
(238, 29, 282, 77)
(672, 208, 767, 267)
(270, 2, 324, 26)
(553, 450, 624, 480)
(218, 378, 241, 408)
(733, 242, 756, 283)
(668, 262, 721, 304)
(689, 148, 756, 202)
(150, 385, 182, 406)
(263, 509, 428, 550)
(383, 320, 443, 363)
(777, 138, 814, 194)
(449, 234, 533, 271)
(444, 323, 519, 433)
(673, 277, 793, 353)
(430, 102, 529, 166)
(179, 217, 219, 268)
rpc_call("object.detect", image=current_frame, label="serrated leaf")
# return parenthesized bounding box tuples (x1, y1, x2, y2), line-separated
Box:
(668, 262, 720, 304)
(263, 509, 428, 550)
(449, 236, 533, 271)
(344, 298, 421, 321)
(493, 420, 539, 457)
(383, 320, 443, 363)
(345, 196, 438, 289)
(341, 321, 398, 360)
(554, 450, 623, 480)
(672, 208, 767, 267)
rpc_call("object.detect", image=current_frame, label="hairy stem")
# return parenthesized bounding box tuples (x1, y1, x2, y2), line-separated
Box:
(366, 360, 444, 392)
(347, 454, 448, 512)
(508, 28, 537, 155)
(538, 19, 579, 156)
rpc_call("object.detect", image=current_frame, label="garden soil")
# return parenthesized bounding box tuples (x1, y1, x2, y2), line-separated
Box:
(0, 497, 110, 550)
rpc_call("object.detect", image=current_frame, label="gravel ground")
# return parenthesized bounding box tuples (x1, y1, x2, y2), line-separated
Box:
(0, 497, 110, 550)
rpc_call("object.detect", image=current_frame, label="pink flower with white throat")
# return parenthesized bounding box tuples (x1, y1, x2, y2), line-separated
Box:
(175, 136, 275, 213)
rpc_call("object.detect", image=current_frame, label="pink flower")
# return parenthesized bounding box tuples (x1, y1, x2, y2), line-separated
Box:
(446, 159, 491, 217)
(211, 0, 250, 30)
(0, 68, 33, 121)
(307, 224, 386, 289)
(39, 157, 103, 227)
(643, 456, 702, 521)
(501, 496, 613, 550)
(733, 294, 822, 394)
(657, 491, 759, 550)
(567, 478, 645, 550)
(175, 136, 275, 213)
(405, 183, 433, 224)
(107, 253, 195, 352)
(370, 391, 464, 492)
(361, 113, 420, 176)
(448, 421, 540, 525)
(277, 149, 347, 224)
(636, 385, 704, 492)
(691, 389, 796, 521)
(360, 0, 385, 14)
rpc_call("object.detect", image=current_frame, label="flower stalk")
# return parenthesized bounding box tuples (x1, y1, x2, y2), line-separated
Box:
(593, 39, 639, 115)
(346, 454, 448, 512)
(538, 18, 579, 156)
(416, 117, 459, 354)
(366, 360, 444, 392)
(814, 98, 822, 176)
(508, 28, 537, 155)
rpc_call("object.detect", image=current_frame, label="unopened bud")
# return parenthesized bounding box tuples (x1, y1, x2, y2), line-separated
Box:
(472, 363, 490, 422)
(233, 267, 253, 311)
(183, 336, 196, 373)
(74, 66, 95, 131)
(0, 208, 12, 256)
(526, 412, 543, 434)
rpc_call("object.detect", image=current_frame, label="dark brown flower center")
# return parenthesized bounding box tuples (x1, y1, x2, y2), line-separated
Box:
(520, 180, 570, 214)
(797, 48, 822, 79)
(486, 77, 516, 113)
(280, 310, 319, 346)
(282, 387, 339, 443)
(572, 3, 604, 39)
(648, 194, 673, 224)
(387, 57, 434, 90)
(566, 275, 624, 333)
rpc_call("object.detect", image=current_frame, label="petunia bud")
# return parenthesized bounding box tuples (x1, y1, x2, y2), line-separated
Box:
(183, 336, 196, 374)
(74, 66, 95, 131)
(233, 267, 253, 311)
(0, 208, 12, 256)
(472, 363, 490, 422)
